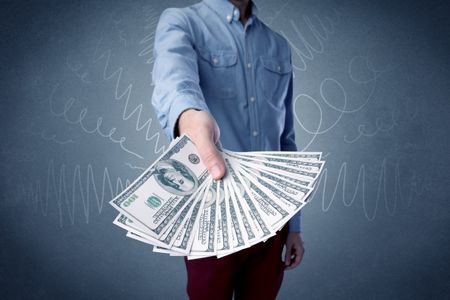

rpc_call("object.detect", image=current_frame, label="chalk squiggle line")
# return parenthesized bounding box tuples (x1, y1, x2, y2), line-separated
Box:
(309, 159, 428, 221)
(348, 55, 394, 85)
(27, 129, 75, 145)
(336, 55, 388, 114)
(139, 6, 159, 65)
(125, 162, 145, 171)
(280, 8, 342, 73)
(343, 111, 396, 144)
(293, 78, 349, 151)
(322, 152, 331, 159)
(66, 55, 92, 84)
(264, 0, 291, 26)
(20, 160, 131, 227)
(293, 71, 380, 150)
(92, 37, 166, 155)
(47, 84, 145, 159)
(341, 60, 418, 144)
(18, 158, 428, 226)
(287, 31, 391, 149)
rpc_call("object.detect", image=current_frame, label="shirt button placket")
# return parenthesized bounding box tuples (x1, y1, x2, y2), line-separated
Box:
(244, 28, 259, 149)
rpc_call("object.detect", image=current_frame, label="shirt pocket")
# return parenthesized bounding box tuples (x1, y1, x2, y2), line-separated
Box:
(258, 56, 292, 108)
(197, 47, 238, 100)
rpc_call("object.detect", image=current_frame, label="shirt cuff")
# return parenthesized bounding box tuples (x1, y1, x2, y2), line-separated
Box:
(167, 92, 210, 140)
(288, 210, 301, 232)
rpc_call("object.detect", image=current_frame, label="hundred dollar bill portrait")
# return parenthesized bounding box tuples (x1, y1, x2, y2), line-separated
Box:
(153, 159, 198, 196)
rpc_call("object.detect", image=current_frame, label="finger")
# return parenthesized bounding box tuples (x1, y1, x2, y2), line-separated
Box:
(285, 245, 303, 270)
(195, 135, 226, 180)
(290, 252, 302, 269)
(284, 246, 291, 267)
(212, 120, 221, 144)
(215, 139, 223, 151)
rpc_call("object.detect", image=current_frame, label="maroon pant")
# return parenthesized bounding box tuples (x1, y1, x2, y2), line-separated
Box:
(184, 225, 289, 300)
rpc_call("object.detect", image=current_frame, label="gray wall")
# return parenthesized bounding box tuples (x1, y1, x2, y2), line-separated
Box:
(1, 0, 449, 299)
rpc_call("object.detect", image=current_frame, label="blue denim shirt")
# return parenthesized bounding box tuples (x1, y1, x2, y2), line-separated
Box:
(151, 0, 301, 232)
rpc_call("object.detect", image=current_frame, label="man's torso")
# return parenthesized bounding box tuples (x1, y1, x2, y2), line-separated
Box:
(178, 0, 293, 151)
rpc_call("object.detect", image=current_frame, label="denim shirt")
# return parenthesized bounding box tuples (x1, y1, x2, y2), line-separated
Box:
(151, 0, 301, 232)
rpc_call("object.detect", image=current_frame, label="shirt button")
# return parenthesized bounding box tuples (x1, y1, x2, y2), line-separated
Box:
(226, 14, 232, 23)
(277, 65, 281, 72)
(250, 96, 255, 102)
(247, 63, 252, 68)
(252, 130, 258, 137)
(233, 9, 239, 16)
(213, 57, 219, 64)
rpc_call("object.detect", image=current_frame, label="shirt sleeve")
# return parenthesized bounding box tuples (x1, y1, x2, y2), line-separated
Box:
(151, 8, 210, 140)
(280, 49, 302, 233)
(280, 64, 296, 151)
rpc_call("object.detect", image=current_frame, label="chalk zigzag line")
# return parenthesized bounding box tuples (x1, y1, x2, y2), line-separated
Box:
(22, 160, 131, 227)
(280, 8, 342, 73)
(92, 40, 165, 155)
(308, 159, 428, 221)
(139, 6, 159, 65)
(20, 157, 429, 227)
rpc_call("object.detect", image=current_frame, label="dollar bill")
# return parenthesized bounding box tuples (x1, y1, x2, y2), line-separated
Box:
(226, 150, 322, 161)
(113, 214, 168, 248)
(215, 179, 231, 254)
(110, 134, 324, 258)
(110, 135, 209, 237)
(225, 150, 324, 173)
(189, 180, 217, 256)
(171, 182, 209, 253)
(225, 178, 256, 244)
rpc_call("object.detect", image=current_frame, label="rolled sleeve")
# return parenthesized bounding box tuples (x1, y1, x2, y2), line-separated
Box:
(288, 211, 302, 233)
(151, 8, 209, 140)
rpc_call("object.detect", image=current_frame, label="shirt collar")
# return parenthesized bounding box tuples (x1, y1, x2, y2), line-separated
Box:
(204, 0, 259, 24)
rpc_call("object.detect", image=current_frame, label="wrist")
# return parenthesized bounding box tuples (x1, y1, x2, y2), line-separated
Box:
(176, 108, 201, 137)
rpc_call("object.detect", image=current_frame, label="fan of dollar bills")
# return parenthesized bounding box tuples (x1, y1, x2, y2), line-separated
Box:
(110, 134, 324, 259)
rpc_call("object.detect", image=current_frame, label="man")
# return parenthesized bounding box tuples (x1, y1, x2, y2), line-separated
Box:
(151, 0, 305, 299)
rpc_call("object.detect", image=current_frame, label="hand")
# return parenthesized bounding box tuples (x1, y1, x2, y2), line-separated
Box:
(284, 232, 305, 270)
(178, 109, 226, 180)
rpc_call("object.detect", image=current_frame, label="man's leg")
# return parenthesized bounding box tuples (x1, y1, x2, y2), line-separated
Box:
(233, 225, 289, 300)
(184, 254, 237, 300)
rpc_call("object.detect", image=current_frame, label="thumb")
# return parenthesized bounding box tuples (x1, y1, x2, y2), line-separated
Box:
(284, 244, 292, 266)
(195, 135, 225, 180)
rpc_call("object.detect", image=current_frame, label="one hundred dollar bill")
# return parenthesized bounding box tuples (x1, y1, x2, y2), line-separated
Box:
(110, 134, 325, 258)
(110, 135, 209, 238)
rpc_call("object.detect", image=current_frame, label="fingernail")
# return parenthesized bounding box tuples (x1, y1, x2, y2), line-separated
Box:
(210, 165, 221, 179)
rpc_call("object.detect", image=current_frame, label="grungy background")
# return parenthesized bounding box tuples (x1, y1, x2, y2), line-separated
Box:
(1, 0, 449, 299)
